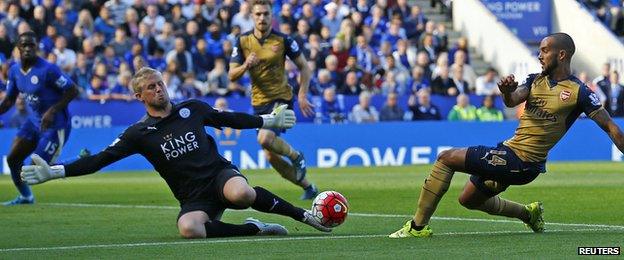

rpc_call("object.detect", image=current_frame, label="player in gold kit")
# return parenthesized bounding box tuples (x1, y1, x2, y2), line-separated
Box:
(390, 33, 624, 238)
(228, 0, 318, 199)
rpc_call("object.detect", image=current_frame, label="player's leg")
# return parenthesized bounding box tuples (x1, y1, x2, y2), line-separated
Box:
(219, 170, 330, 232)
(257, 129, 318, 199)
(177, 209, 264, 238)
(458, 178, 544, 232)
(389, 148, 464, 238)
(3, 136, 37, 205)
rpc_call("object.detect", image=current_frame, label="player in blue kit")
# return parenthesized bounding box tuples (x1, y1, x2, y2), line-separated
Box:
(0, 32, 79, 205)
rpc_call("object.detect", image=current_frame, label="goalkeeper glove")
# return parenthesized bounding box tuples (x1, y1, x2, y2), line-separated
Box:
(260, 104, 296, 129)
(21, 154, 65, 185)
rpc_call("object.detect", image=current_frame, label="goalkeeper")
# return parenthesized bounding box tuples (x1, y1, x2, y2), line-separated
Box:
(21, 67, 330, 238)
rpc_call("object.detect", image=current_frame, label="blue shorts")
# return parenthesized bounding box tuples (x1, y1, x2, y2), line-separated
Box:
(465, 143, 545, 196)
(17, 120, 71, 164)
(252, 99, 293, 136)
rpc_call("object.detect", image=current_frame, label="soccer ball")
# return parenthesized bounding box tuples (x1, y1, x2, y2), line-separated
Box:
(311, 191, 348, 228)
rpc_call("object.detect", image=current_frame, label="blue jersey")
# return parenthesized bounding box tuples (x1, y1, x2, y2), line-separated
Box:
(6, 57, 74, 129)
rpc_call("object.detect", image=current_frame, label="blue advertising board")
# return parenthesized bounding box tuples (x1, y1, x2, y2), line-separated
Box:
(0, 120, 620, 174)
(481, 0, 552, 43)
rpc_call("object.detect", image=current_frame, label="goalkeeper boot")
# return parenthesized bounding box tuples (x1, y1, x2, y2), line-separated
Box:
(524, 201, 544, 233)
(245, 218, 288, 236)
(389, 220, 433, 238)
(302, 210, 332, 232)
(2, 195, 35, 206)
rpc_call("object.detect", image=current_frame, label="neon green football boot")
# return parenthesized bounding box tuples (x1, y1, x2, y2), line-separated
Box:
(525, 201, 544, 233)
(388, 220, 433, 238)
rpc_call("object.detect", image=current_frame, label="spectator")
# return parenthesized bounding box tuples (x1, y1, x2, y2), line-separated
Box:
(407, 66, 430, 93)
(110, 27, 133, 57)
(335, 19, 355, 51)
(179, 74, 201, 99)
(448, 37, 470, 65)
(8, 96, 29, 128)
(319, 87, 346, 123)
(418, 33, 438, 62)
(76, 9, 95, 37)
(431, 66, 456, 96)
(192, 39, 215, 81)
(392, 39, 415, 70)
(0, 24, 13, 60)
(166, 37, 193, 74)
(351, 91, 379, 123)
(415, 51, 433, 82)
(121, 8, 140, 39)
(301, 2, 322, 34)
(137, 22, 158, 56)
(217, 7, 232, 33)
(163, 71, 183, 100)
(70, 54, 92, 98)
(606, 70, 624, 117)
(321, 2, 342, 37)
(29, 5, 47, 37)
(18, 0, 34, 22)
(593, 62, 611, 105)
(279, 3, 296, 29)
(207, 58, 229, 96)
(384, 55, 410, 94)
(202, 0, 219, 22)
(104, 0, 127, 26)
(110, 72, 133, 101)
(94, 7, 115, 42)
(132, 55, 147, 73)
(330, 38, 349, 71)
(1, 3, 23, 43)
(448, 93, 477, 121)
(476, 95, 504, 122)
(475, 67, 500, 96)
(87, 76, 111, 102)
(404, 5, 427, 40)
(157, 22, 176, 53)
(148, 47, 167, 72)
(381, 18, 407, 49)
(408, 88, 441, 120)
(324, 54, 343, 88)
(168, 4, 188, 34)
(380, 92, 405, 121)
(204, 22, 227, 58)
(452, 65, 471, 94)
(352, 35, 375, 72)
(142, 4, 166, 34)
(338, 71, 363, 95)
(52, 36, 76, 72)
(316, 69, 337, 95)
(232, 1, 253, 33)
(450, 49, 477, 87)
(214, 97, 231, 112)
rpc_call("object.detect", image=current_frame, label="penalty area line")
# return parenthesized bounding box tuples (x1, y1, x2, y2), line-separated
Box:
(0, 228, 617, 253)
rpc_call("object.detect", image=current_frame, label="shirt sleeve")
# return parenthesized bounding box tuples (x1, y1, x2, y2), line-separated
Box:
(47, 64, 74, 91)
(64, 129, 138, 176)
(577, 84, 603, 117)
(5, 68, 18, 99)
(230, 36, 244, 65)
(197, 101, 263, 129)
(522, 73, 538, 90)
(284, 34, 302, 61)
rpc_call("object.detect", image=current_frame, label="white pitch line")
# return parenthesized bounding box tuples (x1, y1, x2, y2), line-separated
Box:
(0, 228, 616, 253)
(41, 202, 624, 230)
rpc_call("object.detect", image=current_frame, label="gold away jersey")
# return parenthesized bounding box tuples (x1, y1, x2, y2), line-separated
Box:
(230, 30, 302, 106)
(504, 74, 603, 162)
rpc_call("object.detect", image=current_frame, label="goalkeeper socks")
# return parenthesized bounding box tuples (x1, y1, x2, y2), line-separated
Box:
(476, 196, 528, 221)
(204, 220, 259, 238)
(252, 186, 306, 221)
(414, 161, 454, 226)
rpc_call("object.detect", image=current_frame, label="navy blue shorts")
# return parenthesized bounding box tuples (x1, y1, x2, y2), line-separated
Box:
(17, 120, 71, 164)
(465, 143, 545, 196)
(177, 168, 247, 221)
(252, 99, 294, 136)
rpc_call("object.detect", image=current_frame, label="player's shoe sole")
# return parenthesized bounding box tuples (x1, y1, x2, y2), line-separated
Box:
(244, 218, 288, 236)
(524, 201, 544, 233)
(389, 220, 433, 238)
(302, 210, 332, 232)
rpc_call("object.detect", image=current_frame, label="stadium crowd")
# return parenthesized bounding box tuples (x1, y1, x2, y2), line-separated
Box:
(0, 0, 619, 125)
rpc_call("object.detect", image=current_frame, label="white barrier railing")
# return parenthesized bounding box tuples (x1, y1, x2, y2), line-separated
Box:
(452, 0, 541, 81)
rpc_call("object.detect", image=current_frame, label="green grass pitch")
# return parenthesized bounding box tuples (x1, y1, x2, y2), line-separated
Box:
(0, 162, 623, 258)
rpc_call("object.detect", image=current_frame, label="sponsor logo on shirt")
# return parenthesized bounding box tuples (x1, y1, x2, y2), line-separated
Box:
(160, 132, 199, 160)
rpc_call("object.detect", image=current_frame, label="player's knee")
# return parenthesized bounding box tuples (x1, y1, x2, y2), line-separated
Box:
(257, 134, 274, 149)
(458, 195, 480, 210)
(436, 149, 455, 165)
(178, 222, 205, 239)
(228, 187, 256, 208)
